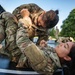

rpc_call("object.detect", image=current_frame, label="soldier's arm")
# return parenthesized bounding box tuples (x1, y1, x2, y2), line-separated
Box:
(16, 21, 32, 53)
(20, 8, 30, 17)
(16, 22, 47, 71)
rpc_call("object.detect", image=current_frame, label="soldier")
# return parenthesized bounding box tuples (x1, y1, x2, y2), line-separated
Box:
(15, 6, 59, 68)
(16, 20, 75, 75)
(16, 7, 59, 68)
(16, 8, 34, 67)
(12, 3, 59, 45)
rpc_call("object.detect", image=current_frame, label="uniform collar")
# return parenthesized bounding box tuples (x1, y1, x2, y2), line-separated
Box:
(44, 46, 62, 68)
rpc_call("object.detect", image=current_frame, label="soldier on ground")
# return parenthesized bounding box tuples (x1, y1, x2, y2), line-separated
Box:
(0, 19, 75, 74)
(16, 21, 75, 75)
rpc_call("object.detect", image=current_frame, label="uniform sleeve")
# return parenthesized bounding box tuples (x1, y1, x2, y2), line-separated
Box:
(16, 21, 32, 53)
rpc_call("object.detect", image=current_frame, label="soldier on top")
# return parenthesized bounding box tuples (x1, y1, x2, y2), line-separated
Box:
(12, 3, 59, 44)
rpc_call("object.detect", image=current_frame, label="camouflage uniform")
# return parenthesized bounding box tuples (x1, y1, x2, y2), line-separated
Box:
(16, 22, 61, 75)
(0, 12, 31, 68)
(0, 12, 22, 63)
(12, 3, 48, 45)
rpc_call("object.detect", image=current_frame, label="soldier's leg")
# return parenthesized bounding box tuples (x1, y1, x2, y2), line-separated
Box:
(16, 54, 27, 68)
(0, 12, 21, 62)
(0, 13, 6, 55)
(5, 16, 21, 62)
(0, 17, 5, 44)
(0, 44, 9, 56)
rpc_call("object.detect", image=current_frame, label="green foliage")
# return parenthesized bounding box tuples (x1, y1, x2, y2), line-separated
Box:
(48, 28, 56, 38)
(60, 8, 75, 40)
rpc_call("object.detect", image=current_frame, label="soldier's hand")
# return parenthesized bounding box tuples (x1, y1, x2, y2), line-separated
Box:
(0, 44, 2, 49)
(40, 40, 47, 47)
(20, 8, 30, 17)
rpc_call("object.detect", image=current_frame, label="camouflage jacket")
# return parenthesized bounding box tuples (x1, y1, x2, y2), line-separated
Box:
(16, 21, 61, 75)
(12, 3, 48, 45)
(0, 12, 22, 62)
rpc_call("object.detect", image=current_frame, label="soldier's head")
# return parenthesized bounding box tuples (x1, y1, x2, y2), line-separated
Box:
(55, 42, 75, 62)
(55, 42, 75, 74)
(38, 10, 59, 29)
(65, 42, 75, 74)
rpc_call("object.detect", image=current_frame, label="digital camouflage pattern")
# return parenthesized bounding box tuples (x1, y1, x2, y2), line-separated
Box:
(12, 3, 48, 45)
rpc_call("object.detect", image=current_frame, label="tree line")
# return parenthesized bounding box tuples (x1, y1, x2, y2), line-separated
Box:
(49, 8, 75, 40)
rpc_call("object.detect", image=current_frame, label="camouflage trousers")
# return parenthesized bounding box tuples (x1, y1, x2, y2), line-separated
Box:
(0, 12, 26, 67)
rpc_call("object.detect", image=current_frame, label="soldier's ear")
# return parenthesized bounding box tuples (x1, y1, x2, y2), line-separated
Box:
(64, 56, 71, 61)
